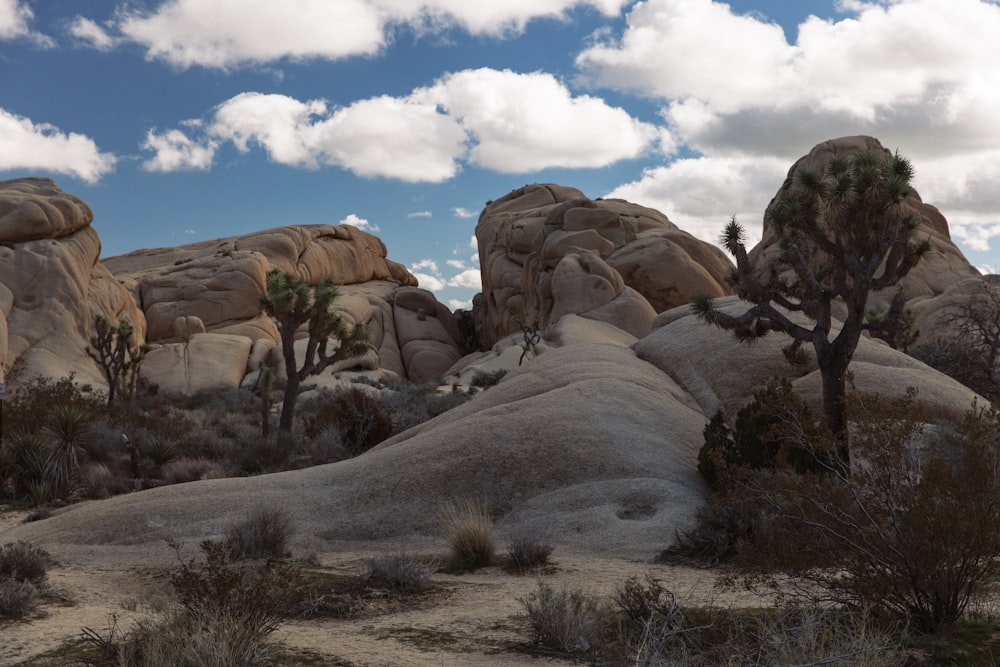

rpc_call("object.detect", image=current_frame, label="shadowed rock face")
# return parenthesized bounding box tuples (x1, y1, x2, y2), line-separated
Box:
(473, 184, 734, 349)
(749, 135, 985, 339)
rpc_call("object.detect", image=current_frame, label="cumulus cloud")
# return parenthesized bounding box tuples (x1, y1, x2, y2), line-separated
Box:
(141, 68, 660, 181)
(582, 0, 1000, 256)
(340, 213, 380, 233)
(0, 0, 52, 45)
(76, 0, 628, 69)
(448, 268, 482, 290)
(0, 108, 116, 182)
(141, 128, 216, 171)
(414, 68, 670, 171)
(606, 154, 790, 245)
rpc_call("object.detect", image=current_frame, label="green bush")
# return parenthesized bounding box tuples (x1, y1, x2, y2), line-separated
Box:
(697, 378, 828, 490)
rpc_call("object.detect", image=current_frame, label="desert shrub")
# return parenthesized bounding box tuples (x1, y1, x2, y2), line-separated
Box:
(521, 582, 617, 656)
(143, 434, 178, 467)
(168, 538, 298, 645)
(733, 389, 1000, 633)
(161, 457, 227, 485)
(0, 579, 38, 618)
(303, 386, 393, 456)
(380, 382, 471, 433)
(77, 462, 131, 499)
(614, 574, 683, 628)
(659, 491, 764, 566)
(0, 431, 47, 500)
(911, 337, 1000, 399)
(505, 524, 553, 572)
(697, 379, 828, 491)
(470, 368, 508, 388)
(224, 507, 294, 560)
(363, 552, 432, 593)
(2, 375, 104, 436)
(0, 541, 51, 583)
(439, 498, 495, 570)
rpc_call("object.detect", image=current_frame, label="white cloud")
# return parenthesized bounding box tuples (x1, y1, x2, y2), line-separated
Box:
(68, 16, 117, 50)
(0, 0, 30, 39)
(408, 210, 432, 218)
(141, 68, 658, 180)
(414, 68, 669, 171)
(80, 0, 627, 69)
(411, 259, 440, 273)
(446, 259, 467, 269)
(582, 0, 1000, 257)
(448, 268, 482, 290)
(0, 108, 116, 183)
(606, 154, 790, 245)
(141, 128, 216, 171)
(453, 206, 478, 218)
(413, 272, 447, 291)
(0, 0, 52, 45)
(340, 213, 380, 233)
(448, 298, 473, 310)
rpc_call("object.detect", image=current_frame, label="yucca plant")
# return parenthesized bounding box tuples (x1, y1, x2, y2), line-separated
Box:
(42, 404, 93, 500)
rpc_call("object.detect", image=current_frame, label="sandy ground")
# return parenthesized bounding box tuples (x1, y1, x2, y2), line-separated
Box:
(0, 508, 742, 667)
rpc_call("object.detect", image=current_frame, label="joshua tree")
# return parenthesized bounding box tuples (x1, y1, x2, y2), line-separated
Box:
(88, 314, 148, 411)
(259, 270, 370, 431)
(693, 149, 929, 465)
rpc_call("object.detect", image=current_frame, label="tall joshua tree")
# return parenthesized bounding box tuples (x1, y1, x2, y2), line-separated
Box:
(693, 149, 929, 465)
(88, 314, 148, 411)
(259, 269, 370, 432)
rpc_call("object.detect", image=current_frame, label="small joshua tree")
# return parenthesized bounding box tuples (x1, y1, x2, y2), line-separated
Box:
(259, 270, 370, 432)
(693, 149, 929, 465)
(88, 314, 148, 411)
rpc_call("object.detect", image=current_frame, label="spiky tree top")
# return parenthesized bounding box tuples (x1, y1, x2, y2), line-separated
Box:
(693, 149, 929, 453)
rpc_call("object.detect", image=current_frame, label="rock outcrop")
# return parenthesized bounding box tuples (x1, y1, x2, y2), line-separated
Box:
(0, 181, 467, 390)
(474, 184, 733, 348)
(0, 178, 144, 385)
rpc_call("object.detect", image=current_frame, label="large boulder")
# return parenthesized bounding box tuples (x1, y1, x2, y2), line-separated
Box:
(474, 184, 732, 348)
(0, 178, 144, 384)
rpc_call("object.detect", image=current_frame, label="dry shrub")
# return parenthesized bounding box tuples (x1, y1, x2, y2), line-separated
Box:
(363, 552, 433, 593)
(505, 524, 553, 572)
(77, 462, 131, 499)
(439, 498, 495, 570)
(161, 456, 227, 485)
(732, 389, 1000, 633)
(0, 579, 38, 618)
(224, 507, 295, 560)
(0, 541, 51, 583)
(521, 582, 617, 656)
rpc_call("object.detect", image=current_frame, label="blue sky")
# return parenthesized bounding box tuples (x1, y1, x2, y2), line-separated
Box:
(3, 0, 1000, 309)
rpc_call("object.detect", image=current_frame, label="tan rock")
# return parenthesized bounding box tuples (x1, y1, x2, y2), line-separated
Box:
(141, 333, 253, 395)
(0, 176, 94, 243)
(475, 183, 732, 348)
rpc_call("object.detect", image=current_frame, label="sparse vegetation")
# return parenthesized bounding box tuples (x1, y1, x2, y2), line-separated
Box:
(439, 498, 495, 570)
(505, 524, 554, 572)
(521, 581, 617, 656)
(224, 507, 295, 561)
(0, 540, 51, 618)
(88, 314, 149, 412)
(363, 552, 433, 593)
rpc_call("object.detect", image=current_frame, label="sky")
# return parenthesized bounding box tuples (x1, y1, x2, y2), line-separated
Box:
(3, 0, 1000, 310)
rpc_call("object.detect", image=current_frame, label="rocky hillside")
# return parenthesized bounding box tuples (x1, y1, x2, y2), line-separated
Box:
(0, 135, 993, 560)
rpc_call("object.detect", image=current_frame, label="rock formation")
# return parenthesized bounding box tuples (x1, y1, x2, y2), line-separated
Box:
(0, 177, 144, 386)
(473, 184, 733, 348)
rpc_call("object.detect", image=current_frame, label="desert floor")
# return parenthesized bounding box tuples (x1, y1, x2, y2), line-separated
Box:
(0, 507, 740, 667)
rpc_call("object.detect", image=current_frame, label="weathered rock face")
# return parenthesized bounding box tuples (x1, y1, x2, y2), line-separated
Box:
(0, 178, 144, 385)
(0, 179, 466, 390)
(749, 136, 984, 338)
(105, 226, 467, 391)
(474, 184, 733, 348)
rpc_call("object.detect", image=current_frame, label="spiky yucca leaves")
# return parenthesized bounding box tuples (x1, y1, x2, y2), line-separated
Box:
(259, 269, 371, 431)
(694, 150, 929, 464)
(42, 404, 94, 500)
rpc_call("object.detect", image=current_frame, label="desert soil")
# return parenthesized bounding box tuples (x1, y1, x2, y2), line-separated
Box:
(0, 507, 742, 667)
